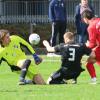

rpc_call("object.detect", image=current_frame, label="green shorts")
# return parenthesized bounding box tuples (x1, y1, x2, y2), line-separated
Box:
(16, 59, 39, 79)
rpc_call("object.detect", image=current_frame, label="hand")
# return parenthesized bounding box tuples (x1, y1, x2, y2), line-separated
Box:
(85, 40, 89, 47)
(35, 57, 42, 65)
(43, 40, 50, 47)
(33, 54, 42, 65)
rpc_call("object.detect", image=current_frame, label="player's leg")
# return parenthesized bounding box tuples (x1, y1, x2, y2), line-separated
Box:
(86, 51, 97, 84)
(95, 48, 100, 66)
(47, 69, 64, 84)
(63, 70, 81, 84)
(86, 63, 96, 83)
(90, 48, 100, 84)
(50, 67, 77, 84)
(72, 72, 82, 84)
(26, 61, 46, 85)
(33, 74, 46, 85)
(17, 59, 31, 85)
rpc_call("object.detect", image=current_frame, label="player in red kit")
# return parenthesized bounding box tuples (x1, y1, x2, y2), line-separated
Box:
(82, 10, 100, 84)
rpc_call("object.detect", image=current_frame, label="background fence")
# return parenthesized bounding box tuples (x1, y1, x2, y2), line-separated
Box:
(0, 0, 100, 24)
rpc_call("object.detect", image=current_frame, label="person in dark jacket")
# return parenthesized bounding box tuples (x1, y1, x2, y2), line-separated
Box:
(75, 0, 94, 43)
(49, 0, 67, 46)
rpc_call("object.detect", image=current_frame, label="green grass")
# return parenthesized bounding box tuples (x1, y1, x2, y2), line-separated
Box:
(0, 56, 100, 100)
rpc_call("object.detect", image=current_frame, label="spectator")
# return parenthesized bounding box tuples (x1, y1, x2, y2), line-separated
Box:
(75, 0, 94, 43)
(49, 0, 67, 46)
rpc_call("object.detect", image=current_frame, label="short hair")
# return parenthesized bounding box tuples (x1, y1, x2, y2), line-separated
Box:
(81, 10, 94, 20)
(64, 32, 74, 40)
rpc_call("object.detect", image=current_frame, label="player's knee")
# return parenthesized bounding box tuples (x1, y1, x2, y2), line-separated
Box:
(47, 72, 61, 84)
(46, 72, 55, 84)
(22, 59, 31, 69)
(33, 74, 46, 85)
(47, 76, 52, 84)
(87, 58, 96, 63)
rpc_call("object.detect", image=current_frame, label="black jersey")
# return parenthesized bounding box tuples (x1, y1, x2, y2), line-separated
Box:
(54, 43, 91, 71)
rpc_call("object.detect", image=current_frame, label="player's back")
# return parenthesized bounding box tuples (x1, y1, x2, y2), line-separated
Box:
(60, 43, 91, 71)
(88, 18, 100, 46)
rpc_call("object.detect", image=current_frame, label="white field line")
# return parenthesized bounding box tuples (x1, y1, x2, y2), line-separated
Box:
(43, 59, 61, 62)
(30, 58, 61, 62)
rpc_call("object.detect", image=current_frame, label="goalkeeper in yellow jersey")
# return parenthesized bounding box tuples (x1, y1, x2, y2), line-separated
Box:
(0, 29, 45, 85)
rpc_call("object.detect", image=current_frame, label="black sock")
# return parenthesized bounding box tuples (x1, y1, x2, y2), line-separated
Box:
(19, 59, 31, 82)
(20, 68, 27, 82)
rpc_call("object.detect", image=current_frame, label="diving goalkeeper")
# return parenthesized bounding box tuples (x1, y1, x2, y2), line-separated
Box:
(0, 29, 45, 85)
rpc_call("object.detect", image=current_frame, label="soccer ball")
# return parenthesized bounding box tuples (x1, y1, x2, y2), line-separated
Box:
(29, 33, 40, 45)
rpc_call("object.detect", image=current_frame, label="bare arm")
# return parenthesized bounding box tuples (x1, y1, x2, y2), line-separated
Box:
(43, 40, 55, 52)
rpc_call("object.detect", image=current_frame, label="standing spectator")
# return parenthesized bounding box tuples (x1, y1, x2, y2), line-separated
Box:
(75, 0, 94, 43)
(49, 0, 67, 46)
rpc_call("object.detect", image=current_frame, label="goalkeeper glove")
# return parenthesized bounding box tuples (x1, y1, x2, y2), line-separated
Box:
(33, 53, 42, 65)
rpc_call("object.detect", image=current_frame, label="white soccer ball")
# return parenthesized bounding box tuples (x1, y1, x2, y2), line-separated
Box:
(29, 33, 40, 45)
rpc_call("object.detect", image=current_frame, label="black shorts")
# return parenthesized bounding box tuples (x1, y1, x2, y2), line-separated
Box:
(49, 67, 81, 84)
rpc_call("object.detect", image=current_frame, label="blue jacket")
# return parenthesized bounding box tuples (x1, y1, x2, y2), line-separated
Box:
(49, 0, 66, 22)
(75, 4, 94, 34)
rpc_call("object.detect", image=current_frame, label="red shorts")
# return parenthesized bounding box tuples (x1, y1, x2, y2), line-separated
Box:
(94, 47, 100, 65)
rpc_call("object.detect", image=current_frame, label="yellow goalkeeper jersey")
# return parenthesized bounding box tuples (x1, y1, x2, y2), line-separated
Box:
(0, 35, 35, 66)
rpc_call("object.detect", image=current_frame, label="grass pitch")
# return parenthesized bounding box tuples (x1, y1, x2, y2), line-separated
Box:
(0, 55, 100, 100)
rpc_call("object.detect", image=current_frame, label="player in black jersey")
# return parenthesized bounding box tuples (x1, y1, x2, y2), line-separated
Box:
(43, 32, 93, 84)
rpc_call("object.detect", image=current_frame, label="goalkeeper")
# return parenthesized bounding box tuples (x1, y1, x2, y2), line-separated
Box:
(0, 29, 45, 85)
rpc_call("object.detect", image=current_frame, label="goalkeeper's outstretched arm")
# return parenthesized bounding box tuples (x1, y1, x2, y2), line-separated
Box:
(43, 40, 55, 52)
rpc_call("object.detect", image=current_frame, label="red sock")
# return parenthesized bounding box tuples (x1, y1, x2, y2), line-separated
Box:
(86, 62, 96, 78)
